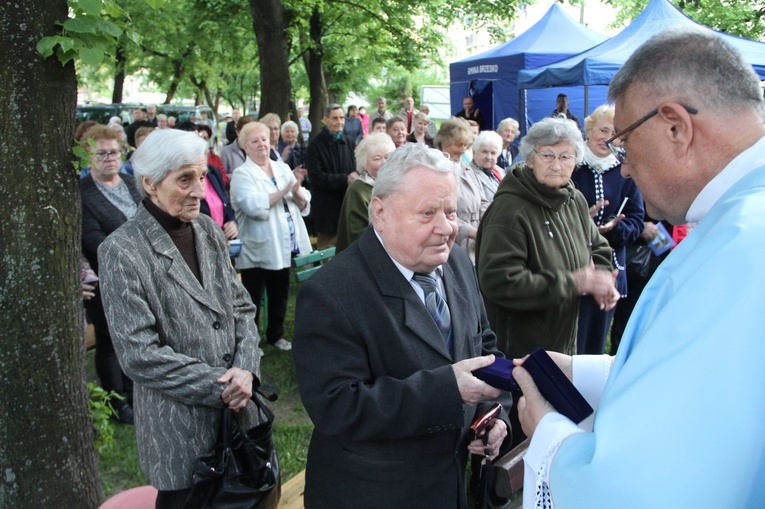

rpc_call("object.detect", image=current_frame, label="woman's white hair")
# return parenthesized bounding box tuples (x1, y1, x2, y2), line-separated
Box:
(281, 120, 298, 136)
(130, 129, 207, 197)
(472, 130, 503, 153)
(496, 118, 519, 132)
(355, 133, 395, 172)
(519, 117, 584, 163)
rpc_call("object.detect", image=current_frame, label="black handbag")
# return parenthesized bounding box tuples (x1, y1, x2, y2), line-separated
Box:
(626, 243, 652, 280)
(185, 387, 281, 509)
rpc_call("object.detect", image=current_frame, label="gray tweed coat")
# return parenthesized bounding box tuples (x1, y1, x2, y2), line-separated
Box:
(98, 204, 262, 490)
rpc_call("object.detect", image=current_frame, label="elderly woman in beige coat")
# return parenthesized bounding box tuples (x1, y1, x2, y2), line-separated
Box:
(435, 117, 488, 262)
(98, 129, 262, 509)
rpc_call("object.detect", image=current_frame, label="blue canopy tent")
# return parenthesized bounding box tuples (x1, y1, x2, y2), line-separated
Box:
(449, 3, 609, 135)
(518, 0, 765, 92)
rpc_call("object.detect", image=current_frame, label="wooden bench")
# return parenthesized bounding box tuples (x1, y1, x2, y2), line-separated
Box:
(493, 438, 529, 508)
(278, 469, 305, 509)
(292, 247, 335, 283)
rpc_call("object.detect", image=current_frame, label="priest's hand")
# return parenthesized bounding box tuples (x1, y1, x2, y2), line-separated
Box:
(513, 352, 573, 382)
(513, 366, 556, 437)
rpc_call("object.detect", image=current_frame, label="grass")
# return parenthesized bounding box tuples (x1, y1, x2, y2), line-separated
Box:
(93, 279, 312, 499)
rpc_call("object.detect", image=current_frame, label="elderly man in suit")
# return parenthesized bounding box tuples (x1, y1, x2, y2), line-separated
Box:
(293, 142, 512, 509)
(98, 129, 262, 509)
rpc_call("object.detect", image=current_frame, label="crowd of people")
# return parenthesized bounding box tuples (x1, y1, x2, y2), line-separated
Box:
(77, 26, 765, 509)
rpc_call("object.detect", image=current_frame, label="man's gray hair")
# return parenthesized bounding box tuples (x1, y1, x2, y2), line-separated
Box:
(497, 118, 519, 132)
(519, 117, 584, 163)
(369, 143, 459, 221)
(609, 27, 764, 114)
(355, 132, 395, 173)
(130, 129, 207, 197)
(473, 130, 503, 153)
(324, 103, 343, 117)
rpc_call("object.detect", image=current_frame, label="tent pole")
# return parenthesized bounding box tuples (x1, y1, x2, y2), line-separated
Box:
(518, 87, 524, 136)
(584, 85, 589, 118)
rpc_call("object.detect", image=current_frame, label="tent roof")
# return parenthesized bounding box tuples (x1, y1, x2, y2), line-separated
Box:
(450, 3, 607, 82)
(519, 0, 765, 88)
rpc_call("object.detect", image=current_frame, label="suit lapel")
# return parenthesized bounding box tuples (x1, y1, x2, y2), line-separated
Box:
(359, 228, 453, 361)
(138, 207, 223, 314)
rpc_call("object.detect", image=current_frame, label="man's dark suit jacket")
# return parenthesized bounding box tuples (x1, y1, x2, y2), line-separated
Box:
(304, 127, 356, 233)
(293, 227, 512, 509)
(81, 173, 141, 274)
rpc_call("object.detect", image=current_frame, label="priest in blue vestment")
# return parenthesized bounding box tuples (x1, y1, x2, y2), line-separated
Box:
(512, 27, 765, 509)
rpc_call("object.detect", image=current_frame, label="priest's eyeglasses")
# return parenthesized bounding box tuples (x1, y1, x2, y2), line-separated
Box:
(605, 104, 698, 164)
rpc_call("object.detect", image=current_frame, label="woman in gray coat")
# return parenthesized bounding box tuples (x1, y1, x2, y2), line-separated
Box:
(98, 129, 263, 509)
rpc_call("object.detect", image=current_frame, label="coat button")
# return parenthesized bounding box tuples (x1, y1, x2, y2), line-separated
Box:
(212, 321, 221, 330)
(222, 353, 232, 362)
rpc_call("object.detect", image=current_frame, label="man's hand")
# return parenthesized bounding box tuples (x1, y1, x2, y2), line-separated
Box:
(468, 418, 508, 460)
(218, 368, 254, 411)
(513, 366, 556, 437)
(452, 355, 501, 405)
(347, 171, 359, 185)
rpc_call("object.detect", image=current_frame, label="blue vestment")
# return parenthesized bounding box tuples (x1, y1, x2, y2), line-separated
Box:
(543, 160, 765, 507)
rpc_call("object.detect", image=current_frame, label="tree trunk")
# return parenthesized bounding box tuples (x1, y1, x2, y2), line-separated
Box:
(164, 59, 184, 104)
(0, 1, 101, 507)
(249, 0, 292, 120)
(111, 45, 126, 104)
(306, 7, 327, 140)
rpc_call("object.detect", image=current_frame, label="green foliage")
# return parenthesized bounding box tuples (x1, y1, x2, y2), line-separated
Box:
(605, 0, 765, 39)
(36, 0, 162, 65)
(73, 138, 95, 177)
(88, 382, 119, 453)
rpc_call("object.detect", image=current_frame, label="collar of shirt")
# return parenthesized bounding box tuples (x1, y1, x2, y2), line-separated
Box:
(686, 135, 765, 223)
(374, 230, 445, 304)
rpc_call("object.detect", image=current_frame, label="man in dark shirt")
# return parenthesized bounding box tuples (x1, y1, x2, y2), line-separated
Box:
(455, 96, 486, 131)
(305, 103, 358, 250)
(550, 93, 581, 130)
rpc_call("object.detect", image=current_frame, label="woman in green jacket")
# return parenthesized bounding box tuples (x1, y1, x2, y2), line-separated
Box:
(476, 117, 618, 361)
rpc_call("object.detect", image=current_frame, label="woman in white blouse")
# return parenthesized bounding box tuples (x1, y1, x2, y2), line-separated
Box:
(230, 121, 312, 351)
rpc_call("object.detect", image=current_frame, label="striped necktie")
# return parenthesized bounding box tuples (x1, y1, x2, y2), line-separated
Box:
(412, 272, 452, 352)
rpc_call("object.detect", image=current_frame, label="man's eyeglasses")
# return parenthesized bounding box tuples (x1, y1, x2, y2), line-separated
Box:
(605, 104, 698, 164)
(92, 150, 122, 161)
(533, 150, 577, 165)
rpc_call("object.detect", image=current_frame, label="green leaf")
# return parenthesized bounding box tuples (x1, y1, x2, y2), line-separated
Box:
(77, 0, 103, 16)
(59, 37, 76, 54)
(63, 16, 99, 34)
(126, 28, 141, 45)
(36, 36, 59, 58)
(79, 46, 105, 66)
(103, 1, 124, 17)
(96, 18, 123, 38)
(144, 0, 166, 9)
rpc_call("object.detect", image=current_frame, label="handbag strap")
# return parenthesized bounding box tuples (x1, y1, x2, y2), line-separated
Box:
(251, 385, 279, 425)
(255, 385, 279, 402)
(221, 407, 236, 448)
